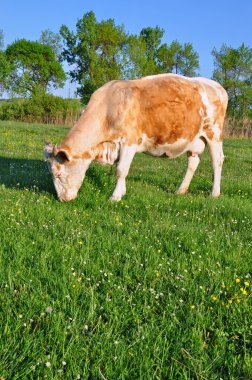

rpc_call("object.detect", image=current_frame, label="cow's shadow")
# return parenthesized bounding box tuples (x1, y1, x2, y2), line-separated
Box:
(0, 156, 55, 195)
(0, 156, 114, 197)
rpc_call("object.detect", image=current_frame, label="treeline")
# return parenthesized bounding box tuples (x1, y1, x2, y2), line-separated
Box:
(0, 10, 252, 124)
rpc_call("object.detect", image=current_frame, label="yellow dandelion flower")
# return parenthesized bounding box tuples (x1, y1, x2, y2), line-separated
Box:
(156, 272, 160, 277)
(235, 278, 241, 283)
(242, 290, 248, 296)
(201, 341, 207, 349)
(240, 287, 244, 292)
(236, 299, 241, 303)
(221, 284, 226, 289)
(212, 296, 218, 301)
(79, 241, 83, 245)
(191, 305, 196, 310)
(228, 299, 233, 304)
(244, 281, 250, 287)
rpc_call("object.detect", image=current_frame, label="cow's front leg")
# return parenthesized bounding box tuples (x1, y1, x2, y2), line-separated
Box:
(110, 144, 137, 201)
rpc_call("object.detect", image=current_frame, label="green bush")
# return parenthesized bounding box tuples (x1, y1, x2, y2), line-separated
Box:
(0, 95, 82, 125)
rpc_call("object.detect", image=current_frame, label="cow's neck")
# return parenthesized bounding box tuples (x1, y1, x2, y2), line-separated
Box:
(60, 111, 105, 155)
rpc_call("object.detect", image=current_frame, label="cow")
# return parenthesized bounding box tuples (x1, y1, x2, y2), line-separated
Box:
(44, 73, 228, 202)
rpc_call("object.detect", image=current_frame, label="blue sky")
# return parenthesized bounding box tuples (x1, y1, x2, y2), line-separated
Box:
(1, 0, 251, 97)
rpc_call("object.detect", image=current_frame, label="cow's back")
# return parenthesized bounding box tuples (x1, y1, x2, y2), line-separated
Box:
(104, 74, 227, 145)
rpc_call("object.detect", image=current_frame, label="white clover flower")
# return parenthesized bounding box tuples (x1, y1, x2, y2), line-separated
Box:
(46, 306, 53, 314)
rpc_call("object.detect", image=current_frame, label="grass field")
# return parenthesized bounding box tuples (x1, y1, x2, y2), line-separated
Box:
(0, 120, 252, 380)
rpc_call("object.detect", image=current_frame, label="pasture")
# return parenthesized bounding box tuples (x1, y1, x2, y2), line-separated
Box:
(0, 120, 252, 379)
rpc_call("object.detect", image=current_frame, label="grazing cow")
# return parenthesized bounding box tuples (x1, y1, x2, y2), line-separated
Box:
(44, 74, 228, 202)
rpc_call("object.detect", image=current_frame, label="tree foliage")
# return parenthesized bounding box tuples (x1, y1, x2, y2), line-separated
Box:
(60, 13, 200, 103)
(5, 39, 66, 97)
(157, 40, 199, 76)
(125, 27, 164, 78)
(212, 43, 252, 117)
(39, 29, 63, 60)
(0, 29, 3, 49)
(60, 11, 128, 103)
(0, 30, 11, 95)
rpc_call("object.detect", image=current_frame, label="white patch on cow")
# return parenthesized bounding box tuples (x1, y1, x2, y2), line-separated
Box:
(213, 86, 225, 103)
(142, 75, 158, 80)
(143, 73, 180, 81)
(188, 137, 206, 155)
(138, 134, 190, 158)
(212, 122, 221, 141)
(200, 90, 214, 123)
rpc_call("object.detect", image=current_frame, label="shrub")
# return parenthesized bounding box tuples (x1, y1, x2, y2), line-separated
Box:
(0, 95, 82, 125)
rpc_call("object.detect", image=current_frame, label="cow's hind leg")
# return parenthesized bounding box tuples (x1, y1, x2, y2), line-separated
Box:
(207, 140, 224, 197)
(110, 144, 137, 201)
(176, 153, 201, 195)
(177, 137, 206, 195)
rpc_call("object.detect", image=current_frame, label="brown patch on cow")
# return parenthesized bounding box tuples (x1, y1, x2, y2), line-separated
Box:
(203, 125, 214, 140)
(93, 143, 104, 161)
(132, 77, 204, 144)
(199, 82, 228, 142)
(55, 163, 61, 171)
(80, 152, 92, 159)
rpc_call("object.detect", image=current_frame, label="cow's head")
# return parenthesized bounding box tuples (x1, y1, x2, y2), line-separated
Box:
(44, 143, 92, 202)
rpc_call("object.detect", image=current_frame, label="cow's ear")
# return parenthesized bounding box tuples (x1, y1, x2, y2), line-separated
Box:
(54, 146, 72, 163)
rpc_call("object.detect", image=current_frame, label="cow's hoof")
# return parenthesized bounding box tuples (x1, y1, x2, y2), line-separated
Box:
(176, 188, 188, 195)
(211, 192, 220, 198)
(110, 195, 122, 202)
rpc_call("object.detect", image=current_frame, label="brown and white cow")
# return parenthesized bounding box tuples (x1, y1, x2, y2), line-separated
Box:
(44, 73, 228, 202)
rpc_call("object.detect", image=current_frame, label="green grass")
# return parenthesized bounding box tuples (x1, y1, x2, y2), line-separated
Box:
(0, 120, 252, 380)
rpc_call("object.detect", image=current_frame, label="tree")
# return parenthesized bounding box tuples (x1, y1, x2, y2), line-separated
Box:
(60, 12, 200, 102)
(212, 44, 252, 117)
(5, 39, 66, 97)
(212, 43, 252, 117)
(39, 29, 63, 60)
(139, 26, 164, 74)
(0, 29, 3, 49)
(60, 11, 128, 103)
(124, 35, 147, 79)
(157, 40, 199, 76)
(0, 30, 11, 95)
(124, 26, 165, 78)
